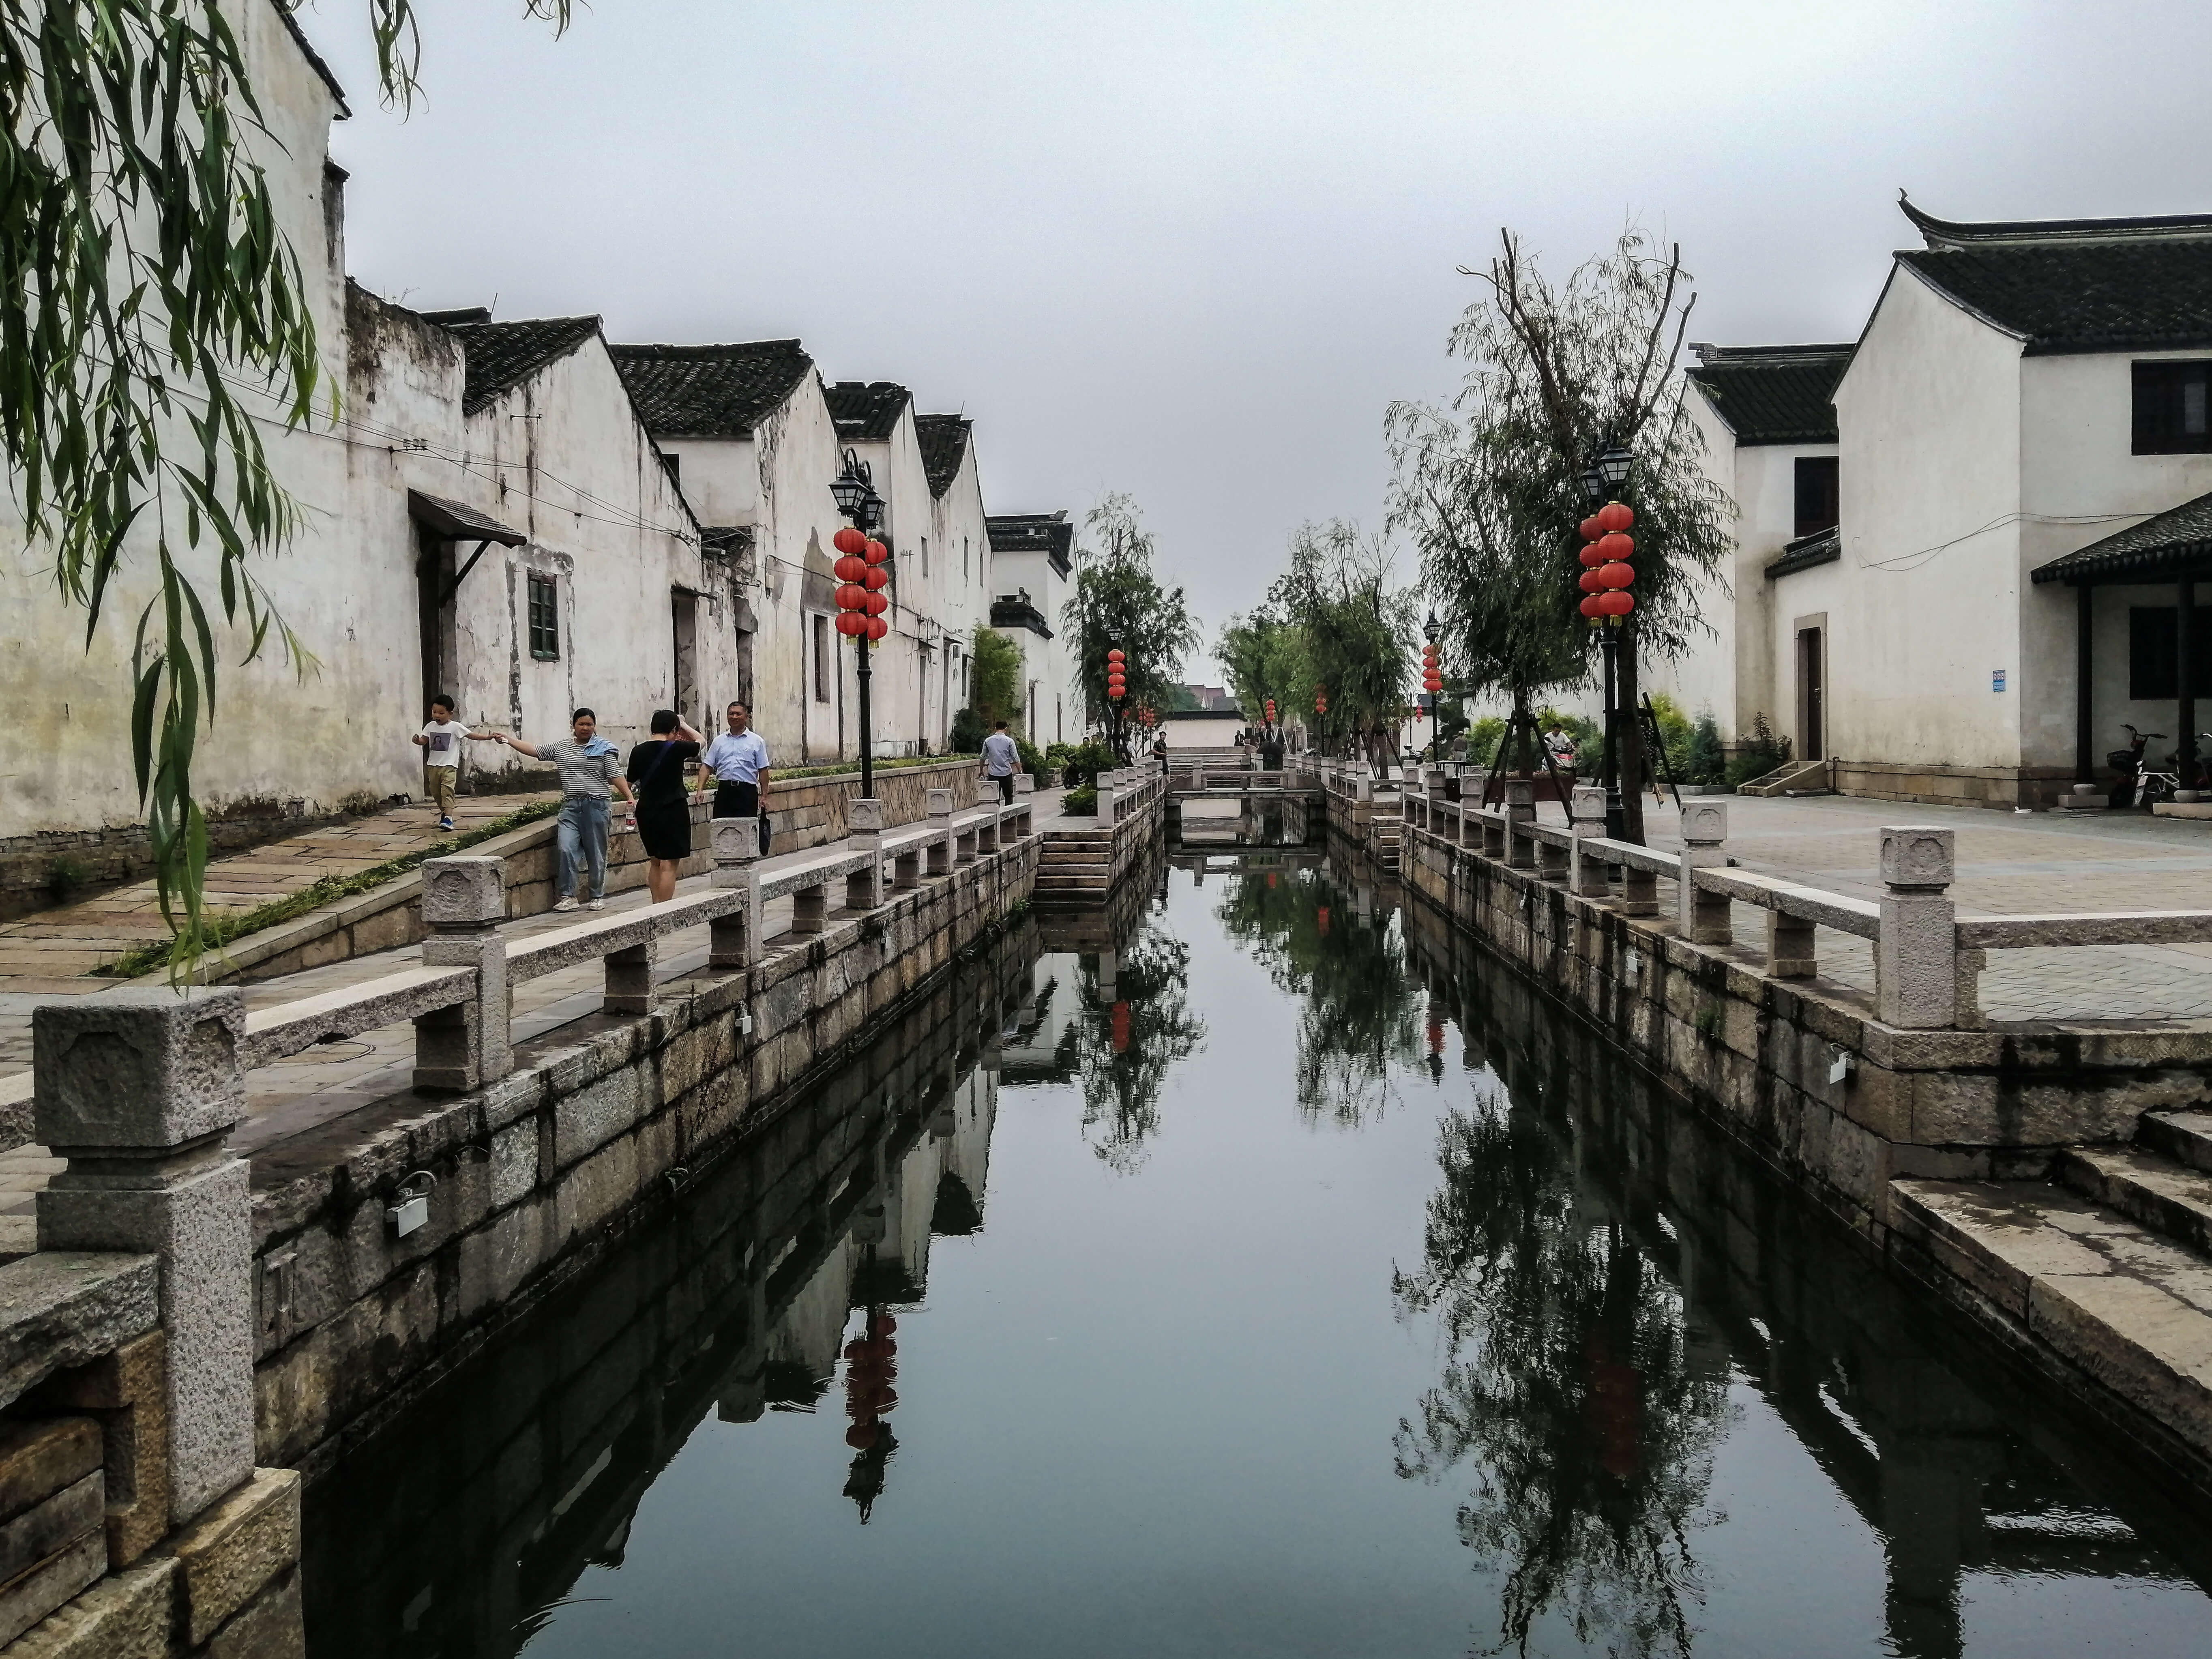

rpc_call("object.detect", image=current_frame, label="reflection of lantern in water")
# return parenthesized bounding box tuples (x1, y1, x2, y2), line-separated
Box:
(842, 1309, 902, 1521)
(1583, 1331, 1643, 1482)
(1317, 906, 1330, 936)
(1111, 1000, 1131, 1053)
(1267, 872, 1277, 888)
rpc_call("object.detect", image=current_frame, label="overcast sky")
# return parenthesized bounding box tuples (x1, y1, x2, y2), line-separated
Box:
(305, 0, 2212, 678)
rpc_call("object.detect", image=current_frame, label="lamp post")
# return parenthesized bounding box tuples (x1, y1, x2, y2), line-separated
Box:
(1421, 610, 1444, 765)
(830, 449, 889, 798)
(1577, 441, 1635, 839)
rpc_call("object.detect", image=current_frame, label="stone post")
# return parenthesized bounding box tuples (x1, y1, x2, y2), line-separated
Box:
(976, 807, 1001, 855)
(414, 855, 509, 1095)
(1767, 910, 1817, 978)
(1013, 772, 1034, 798)
(1097, 770, 1119, 825)
(1676, 801, 1732, 945)
(792, 882, 829, 932)
(1354, 765, 1373, 805)
(1876, 826, 1959, 1028)
(845, 798, 886, 911)
(604, 930, 656, 1017)
(1422, 767, 1448, 834)
(709, 817, 762, 967)
(1502, 779, 1536, 869)
(34, 989, 254, 1525)
(926, 788, 955, 876)
(1619, 862, 1659, 916)
(1569, 786, 1610, 897)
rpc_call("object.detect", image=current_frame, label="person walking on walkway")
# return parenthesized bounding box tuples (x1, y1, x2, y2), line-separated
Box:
(699, 701, 773, 856)
(627, 710, 705, 904)
(495, 709, 631, 912)
(412, 694, 497, 833)
(982, 719, 1020, 805)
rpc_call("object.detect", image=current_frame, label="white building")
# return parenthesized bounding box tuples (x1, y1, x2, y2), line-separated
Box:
(1695, 198, 2212, 807)
(985, 513, 1081, 745)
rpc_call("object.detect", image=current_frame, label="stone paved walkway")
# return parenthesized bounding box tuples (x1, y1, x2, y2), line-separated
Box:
(1630, 793, 2212, 1024)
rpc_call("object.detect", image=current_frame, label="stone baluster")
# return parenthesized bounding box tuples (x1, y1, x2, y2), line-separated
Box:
(1097, 770, 1119, 824)
(1568, 786, 1610, 897)
(1423, 767, 1448, 833)
(1503, 779, 1536, 869)
(1767, 908, 1817, 979)
(1676, 801, 1732, 945)
(710, 817, 762, 967)
(1619, 860, 1659, 916)
(1480, 808, 1506, 861)
(927, 788, 955, 876)
(604, 927, 656, 1017)
(976, 807, 1002, 855)
(792, 879, 829, 933)
(846, 798, 886, 911)
(34, 989, 256, 1526)
(1876, 826, 1959, 1028)
(413, 854, 510, 1094)
(1354, 764, 1373, 805)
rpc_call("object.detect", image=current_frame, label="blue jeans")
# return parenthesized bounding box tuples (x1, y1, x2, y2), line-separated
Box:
(557, 795, 610, 899)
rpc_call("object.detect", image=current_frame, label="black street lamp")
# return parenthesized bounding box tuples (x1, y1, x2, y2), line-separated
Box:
(1422, 609, 1443, 765)
(1582, 440, 1631, 838)
(832, 449, 886, 798)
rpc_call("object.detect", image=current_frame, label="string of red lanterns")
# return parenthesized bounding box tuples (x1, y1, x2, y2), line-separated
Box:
(832, 525, 891, 641)
(1313, 687, 1328, 715)
(1576, 500, 1636, 622)
(1421, 638, 1444, 696)
(1106, 647, 1126, 702)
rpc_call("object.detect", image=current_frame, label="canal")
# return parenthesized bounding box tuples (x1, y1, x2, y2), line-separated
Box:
(303, 843, 2212, 1658)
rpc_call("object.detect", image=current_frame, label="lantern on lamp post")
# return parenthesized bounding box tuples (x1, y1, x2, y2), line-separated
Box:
(1105, 648, 1128, 758)
(830, 449, 889, 798)
(1574, 439, 1636, 838)
(1420, 610, 1444, 765)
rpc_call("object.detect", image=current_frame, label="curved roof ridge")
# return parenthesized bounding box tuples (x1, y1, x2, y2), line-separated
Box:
(1901, 191, 2212, 249)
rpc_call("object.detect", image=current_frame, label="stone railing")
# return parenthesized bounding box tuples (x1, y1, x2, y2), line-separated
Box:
(1094, 767, 1167, 826)
(1417, 782, 2207, 1031)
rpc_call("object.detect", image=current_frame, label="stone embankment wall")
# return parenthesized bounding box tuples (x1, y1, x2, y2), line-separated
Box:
(196, 759, 980, 987)
(247, 830, 1035, 1478)
(1035, 770, 1167, 905)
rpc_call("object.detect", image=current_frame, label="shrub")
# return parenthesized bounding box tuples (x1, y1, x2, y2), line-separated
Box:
(1016, 737, 1046, 779)
(949, 708, 987, 754)
(1046, 739, 1115, 789)
(1726, 712, 1794, 786)
(47, 855, 90, 899)
(1466, 717, 1505, 766)
(1062, 783, 1098, 815)
(1647, 693, 1693, 781)
(1683, 709, 1727, 785)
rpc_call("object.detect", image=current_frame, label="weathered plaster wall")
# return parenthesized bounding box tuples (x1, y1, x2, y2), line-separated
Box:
(991, 546, 1079, 745)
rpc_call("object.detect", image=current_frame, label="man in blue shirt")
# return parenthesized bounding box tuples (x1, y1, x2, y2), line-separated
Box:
(981, 719, 1020, 805)
(699, 701, 773, 855)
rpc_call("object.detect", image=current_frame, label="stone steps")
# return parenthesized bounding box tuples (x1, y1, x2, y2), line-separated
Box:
(2061, 1144, 2212, 1256)
(2139, 1110, 2212, 1174)
(1891, 1176, 2212, 1464)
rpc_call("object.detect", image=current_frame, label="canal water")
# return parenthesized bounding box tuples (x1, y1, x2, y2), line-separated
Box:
(304, 843, 2212, 1658)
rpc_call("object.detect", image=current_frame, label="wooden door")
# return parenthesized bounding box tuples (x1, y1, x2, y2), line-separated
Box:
(1797, 627, 1825, 761)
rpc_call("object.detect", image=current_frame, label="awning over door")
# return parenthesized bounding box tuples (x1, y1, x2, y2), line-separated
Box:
(407, 490, 526, 547)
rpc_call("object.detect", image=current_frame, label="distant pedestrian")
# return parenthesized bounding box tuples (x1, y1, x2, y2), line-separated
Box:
(626, 710, 705, 904)
(982, 719, 1020, 805)
(494, 709, 632, 912)
(699, 701, 773, 856)
(412, 694, 496, 833)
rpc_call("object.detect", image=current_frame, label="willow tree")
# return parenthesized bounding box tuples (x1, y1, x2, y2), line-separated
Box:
(1429, 227, 1731, 840)
(1270, 520, 1417, 774)
(0, 2, 569, 967)
(1214, 605, 1304, 736)
(1060, 494, 1199, 755)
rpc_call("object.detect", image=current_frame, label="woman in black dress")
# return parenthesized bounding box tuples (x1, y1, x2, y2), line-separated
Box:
(626, 709, 704, 903)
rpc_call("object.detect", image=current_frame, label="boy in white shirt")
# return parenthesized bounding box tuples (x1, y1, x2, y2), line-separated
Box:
(411, 694, 495, 832)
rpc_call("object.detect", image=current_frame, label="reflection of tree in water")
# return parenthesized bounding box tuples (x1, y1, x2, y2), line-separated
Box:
(1051, 923, 1205, 1174)
(1212, 867, 1422, 1125)
(1392, 1085, 1731, 1658)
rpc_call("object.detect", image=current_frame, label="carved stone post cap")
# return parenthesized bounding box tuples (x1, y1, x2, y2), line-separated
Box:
(1502, 779, 1536, 807)
(1880, 826, 1956, 889)
(1569, 786, 1607, 824)
(709, 817, 763, 863)
(926, 788, 955, 816)
(1013, 773, 1035, 796)
(34, 985, 246, 1152)
(1680, 800, 1728, 846)
(849, 798, 886, 834)
(421, 856, 506, 927)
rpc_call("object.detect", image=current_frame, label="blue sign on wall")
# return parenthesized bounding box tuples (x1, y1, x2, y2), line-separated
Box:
(1992, 669, 2007, 693)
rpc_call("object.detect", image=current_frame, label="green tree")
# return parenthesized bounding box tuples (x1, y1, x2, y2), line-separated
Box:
(1052, 923, 1206, 1175)
(1060, 494, 1199, 755)
(1215, 605, 1305, 735)
(968, 622, 1024, 728)
(0, 1, 569, 970)
(1270, 521, 1418, 775)
(1442, 226, 1733, 839)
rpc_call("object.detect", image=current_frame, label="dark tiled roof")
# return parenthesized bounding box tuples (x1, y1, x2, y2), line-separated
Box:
(1901, 194, 2212, 250)
(1897, 241, 2212, 355)
(272, 0, 350, 114)
(1764, 526, 1841, 580)
(987, 513, 1075, 574)
(824, 380, 910, 442)
(442, 316, 602, 416)
(2032, 493, 2212, 585)
(1686, 345, 1851, 445)
(914, 414, 970, 497)
(407, 490, 525, 546)
(607, 341, 814, 437)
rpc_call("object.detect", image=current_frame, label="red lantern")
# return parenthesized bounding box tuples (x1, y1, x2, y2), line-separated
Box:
(865, 591, 888, 615)
(1597, 502, 1634, 533)
(1580, 595, 1604, 619)
(1578, 569, 1605, 593)
(833, 526, 868, 556)
(865, 539, 888, 564)
(863, 566, 889, 591)
(1598, 589, 1635, 616)
(1580, 516, 1603, 542)
(1579, 545, 1608, 569)
(1107, 648, 1124, 663)
(1111, 1001, 1131, 1053)
(834, 554, 866, 582)
(867, 615, 888, 640)
(1596, 532, 1634, 561)
(1598, 561, 1634, 590)
(836, 582, 867, 610)
(836, 612, 867, 635)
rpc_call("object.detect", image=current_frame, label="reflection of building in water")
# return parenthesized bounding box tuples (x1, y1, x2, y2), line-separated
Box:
(1397, 896, 2211, 1659)
(301, 940, 1030, 1659)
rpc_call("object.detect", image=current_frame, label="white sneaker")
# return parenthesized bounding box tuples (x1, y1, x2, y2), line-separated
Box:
(586, 897, 606, 911)
(553, 896, 579, 912)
